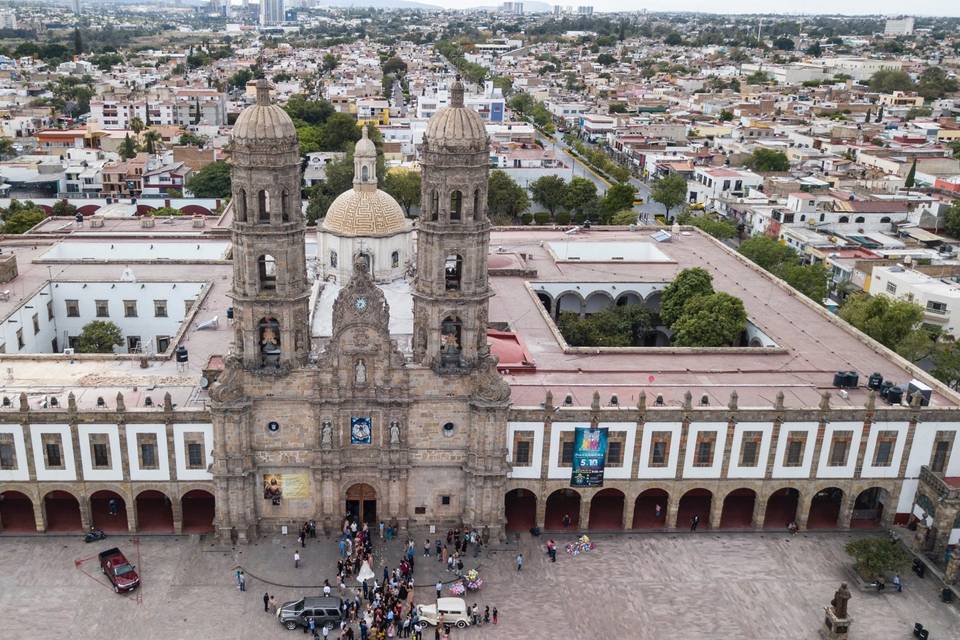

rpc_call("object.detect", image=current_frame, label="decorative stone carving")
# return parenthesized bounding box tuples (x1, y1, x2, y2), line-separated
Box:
(830, 583, 851, 619)
(544, 390, 554, 411)
(18, 392, 27, 412)
(208, 365, 244, 404)
(775, 390, 785, 411)
(822, 582, 852, 640)
(67, 392, 76, 412)
(389, 420, 401, 445)
(116, 392, 125, 413)
(163, 392, 173, 412)
(637, 391, 646, 413)
(591, 391, 601, 411)
(866, 390, 876, 412)
(819, 391, 831, 412)
(683, 390, 693, 411)
(321, 421, 333, 449)
(355, 359, 367, 385)
(474, 356, 510, 403)
(728, 390, 738, 411)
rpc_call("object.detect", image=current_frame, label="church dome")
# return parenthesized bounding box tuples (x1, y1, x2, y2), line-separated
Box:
(424, 77, 487, 153)
(322, 189, 409, 237)
(232, 80, 297, 143)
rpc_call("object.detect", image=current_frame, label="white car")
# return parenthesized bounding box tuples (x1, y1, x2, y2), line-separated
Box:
(416, 597, 471, 628)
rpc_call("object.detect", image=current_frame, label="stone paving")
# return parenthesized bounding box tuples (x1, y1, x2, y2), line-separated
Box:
(0, 529, 957, 640)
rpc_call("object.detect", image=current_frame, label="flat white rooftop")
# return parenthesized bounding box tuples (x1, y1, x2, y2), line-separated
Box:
(37, 241, 231, 263)
(311, 279, 413, 344)
(547, 240, 673, 263)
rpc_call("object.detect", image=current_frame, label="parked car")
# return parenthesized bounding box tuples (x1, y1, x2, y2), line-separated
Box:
(98, 547, 139, 593)
(416, 597, 471, 628)
(277, 596, 343, 631)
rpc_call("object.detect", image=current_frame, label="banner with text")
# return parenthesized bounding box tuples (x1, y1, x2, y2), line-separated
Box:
(570, 427, 608, 488)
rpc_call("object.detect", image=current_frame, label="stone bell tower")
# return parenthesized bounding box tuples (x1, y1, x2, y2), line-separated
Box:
(413, 77, 493, 373)
(229, 79, 309, 371)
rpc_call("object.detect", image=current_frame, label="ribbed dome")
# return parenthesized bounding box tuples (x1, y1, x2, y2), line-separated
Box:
(232, 80, 297, 142)
(424, 78, 487, 153)
(322, 188, 409, 237)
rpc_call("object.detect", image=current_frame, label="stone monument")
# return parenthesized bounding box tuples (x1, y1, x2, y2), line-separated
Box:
(821, 582, 852, 640)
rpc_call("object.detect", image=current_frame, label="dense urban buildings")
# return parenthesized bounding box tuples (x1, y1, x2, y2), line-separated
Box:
(0, 4, 959, 633)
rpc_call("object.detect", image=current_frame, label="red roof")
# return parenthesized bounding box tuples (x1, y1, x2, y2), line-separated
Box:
(487, 330, 535, 372)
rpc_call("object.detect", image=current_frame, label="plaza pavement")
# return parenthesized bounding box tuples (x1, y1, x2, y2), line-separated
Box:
(0, 529, 956, 640)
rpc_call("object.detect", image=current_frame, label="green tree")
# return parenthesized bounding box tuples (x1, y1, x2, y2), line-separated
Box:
(0, 137, 16, 160)
(904, 159, 917, 189)
(845, 537, 909, 581)
(383, 168, 421, 216)
(141, 129, 162, 155)
(664, 32, 683, 46)
(487, 170, 529, 220)
(776, 261, 829, 302)
(563, 177, 598, 218)
(745, 70, 770, 85)
(322, 53, 339, 73)
(529, 175, 567, 217)
(73, 27, 83, 56)
(869, 69, 914, 94)
(738, 236, 796, 271)
(129, 117, 145, 136)
(744, 148, 790, 172)
(186, 160, 232, 198)
(558, 304, 653, 347)
(718, 109, 734, 122)
(671, 292, 748, 347)
(381, 56, 408, 77)
(119, 134, 137, 160)
(178, 132, 207, 148)
(650, 173, 688, 220)
(284, 95, 335, 126)
(0, 204, 46, 234)
(596, 53, 617, 66)
(611, 209, 638, 225)
(773, 36, 795, 51)
(661, 267, 714, 328)
(75, 320, 123, 354)
(805, 41, 823, 57)
(677, 213, 737, 240)
(507, 92, 534, 115)
(51, 200, 77, 217)
(228, 68, 253, 90)
(839, 294, 924, 350)
(931, 341, 960, 389)
(608, 102, 628, 114)
(948, 140, 960, 160)
(917, 67, 958, 101)
(599, 182, 637, 223)
(942, 200, 960, 238)
(320, 113, 361, 151)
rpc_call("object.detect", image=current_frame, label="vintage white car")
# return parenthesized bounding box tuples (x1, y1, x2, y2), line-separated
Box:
(416, 597, 471, 628)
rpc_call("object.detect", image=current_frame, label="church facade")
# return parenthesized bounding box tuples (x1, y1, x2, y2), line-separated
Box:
(208, 79, 510, 543)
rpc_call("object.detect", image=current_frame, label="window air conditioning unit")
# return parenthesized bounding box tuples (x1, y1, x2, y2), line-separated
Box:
(63, 348, 75, 356)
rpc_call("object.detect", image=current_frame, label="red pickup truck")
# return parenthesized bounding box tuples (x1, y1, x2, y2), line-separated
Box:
(98, 547, 140, 593)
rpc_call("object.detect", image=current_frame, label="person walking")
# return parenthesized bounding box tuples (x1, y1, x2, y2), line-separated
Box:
(424, 539, 431, 557)
(893, 573, 902, 592)
(235, 568, 242, 588)
(379, 521, 385, 540)
(435, 580, 442, 599)
(516, 553, 523, 571)
(263, 592, 270, 612)
(484, 606, 490, 625)
(269, 594, 278, 614)
(294, 550, 301, 569)
(238, 570, 246, 592)
(492, 607, 498, 624)
(655, 504, 662, 520)
(690, 515, 699, 532)
(308, 617, 316, 637)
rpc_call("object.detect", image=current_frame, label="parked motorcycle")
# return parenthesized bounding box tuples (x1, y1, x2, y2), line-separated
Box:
(84, 528, 106, 543)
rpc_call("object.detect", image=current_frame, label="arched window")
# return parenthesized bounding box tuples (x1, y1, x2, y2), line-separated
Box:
(330, 250, 338, 268)
(431, 191, 439, 221)
(444, 254, 463, 291)
(440, 316, 462, 366)
(258, 255, 277, 290)
(280, 190, 289, 223)
(473, 188, 481, 220)
(838, 216, 849, 223)
(258, 317, 281, 367)
(880, 216, 891, 223)
(361, 165, 369, 181)
(854, 216, 865, 223)
(800, 215, 806, 222)
(258, 190, 270, 222)
(450, 190, 462, 221)
(236, 188, 247, 222)
(391, 250, 400, 268)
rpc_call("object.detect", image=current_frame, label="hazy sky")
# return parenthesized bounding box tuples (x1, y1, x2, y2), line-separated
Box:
(422, 0, 960, 17)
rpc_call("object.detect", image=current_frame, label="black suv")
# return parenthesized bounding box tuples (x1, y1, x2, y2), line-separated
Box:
(277, 596, 343, 631)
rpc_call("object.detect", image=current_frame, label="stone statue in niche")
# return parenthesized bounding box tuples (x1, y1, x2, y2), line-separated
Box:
(389, 420, 401, 444)
(355, 359, 367, 384)
(321, 420, 333, 448)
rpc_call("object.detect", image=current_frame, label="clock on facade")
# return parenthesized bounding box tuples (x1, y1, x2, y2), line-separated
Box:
(354, 297, 368, 313)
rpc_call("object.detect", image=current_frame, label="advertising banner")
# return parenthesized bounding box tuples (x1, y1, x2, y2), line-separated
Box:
(262, 472, 311, 503)
(570, 427, 608, 488)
